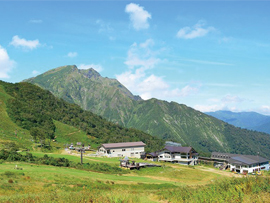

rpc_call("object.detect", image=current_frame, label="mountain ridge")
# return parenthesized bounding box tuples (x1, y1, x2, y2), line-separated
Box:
(24, 65, 270, 157)
(206, 110, 270, 134)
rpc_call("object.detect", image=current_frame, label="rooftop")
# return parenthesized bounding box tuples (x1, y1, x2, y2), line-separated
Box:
(229, 155, 269, 166)
(101, 141, 146, 149)
(163, 146, 195, 153)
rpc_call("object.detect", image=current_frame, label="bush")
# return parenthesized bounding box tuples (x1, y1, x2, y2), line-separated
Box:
(3, 171, 16, 177)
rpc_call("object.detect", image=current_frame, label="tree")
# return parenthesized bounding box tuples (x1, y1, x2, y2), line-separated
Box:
(30, 127, 46, 147)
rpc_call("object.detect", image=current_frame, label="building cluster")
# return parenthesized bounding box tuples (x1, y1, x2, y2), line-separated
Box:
(98, 141, 199, 166)
(98, 141, 270, 174)
(210, 152, 269, 174)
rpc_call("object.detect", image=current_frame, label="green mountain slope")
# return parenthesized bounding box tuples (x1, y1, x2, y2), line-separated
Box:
(0, 80, 164, 152)
(0, 85, 32, 149)
(25, 65, 270, 157)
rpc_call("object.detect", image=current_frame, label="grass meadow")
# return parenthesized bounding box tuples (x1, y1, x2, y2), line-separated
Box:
(1, 152, 270, 203)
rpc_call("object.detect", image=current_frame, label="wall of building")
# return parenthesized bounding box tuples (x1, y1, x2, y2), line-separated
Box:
(98, 146, 144, 158)
(158, 151, 198, 165)
(230, 162, 270, 174)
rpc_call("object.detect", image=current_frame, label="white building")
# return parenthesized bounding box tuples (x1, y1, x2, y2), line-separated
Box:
(158, 146, 198, 165)
(228, 155, 269, 174)
(98, 141, 145, 158)
(211, 152, 270, 174)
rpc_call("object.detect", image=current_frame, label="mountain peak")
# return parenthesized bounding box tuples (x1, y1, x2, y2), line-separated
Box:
(79, 68, 101, 79)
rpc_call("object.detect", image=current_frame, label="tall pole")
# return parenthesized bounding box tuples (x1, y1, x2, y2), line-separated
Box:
(81, 149, 83, 164)
(80, 144, 84, 164)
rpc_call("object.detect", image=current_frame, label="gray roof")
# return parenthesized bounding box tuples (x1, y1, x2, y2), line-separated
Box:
(101, 141, 146, 149)
(147, 152, 158, 157)
(229, 155, 269, 166)
(163, 146, 195, 153)
(211, 152, 239, 160)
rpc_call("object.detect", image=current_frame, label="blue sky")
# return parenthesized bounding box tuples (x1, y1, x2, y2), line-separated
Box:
(1, 1, 270, 115)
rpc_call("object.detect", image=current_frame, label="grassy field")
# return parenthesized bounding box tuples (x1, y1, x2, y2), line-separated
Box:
(0, 86, 33, 149)
(2, 151, 270, 202)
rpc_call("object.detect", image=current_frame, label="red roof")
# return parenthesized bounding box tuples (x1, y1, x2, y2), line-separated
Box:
(101, 141, 146, 149)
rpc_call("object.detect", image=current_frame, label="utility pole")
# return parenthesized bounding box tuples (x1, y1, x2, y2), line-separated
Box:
(80, 144, 85, 164)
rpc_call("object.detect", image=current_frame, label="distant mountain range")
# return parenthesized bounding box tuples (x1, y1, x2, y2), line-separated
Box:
(24, 65, 270, 157)
(205, 111, 270, 134)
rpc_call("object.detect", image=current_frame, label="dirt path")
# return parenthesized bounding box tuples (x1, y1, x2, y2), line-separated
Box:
(197, 166, 242, 177)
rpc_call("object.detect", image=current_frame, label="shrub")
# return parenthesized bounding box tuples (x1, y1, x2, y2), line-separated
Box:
(3, 171, 16, 177)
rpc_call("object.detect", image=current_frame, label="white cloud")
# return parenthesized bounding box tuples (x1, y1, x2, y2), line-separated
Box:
(78, 64, 103, 72)
(177, 21, 215, 39)
(194, 94, 246, 113)
(10, 35, 40, 50)
(194, 104, 225, 113)
(125, 3, 151, 30)
(221, 95, 245, 104)
(138, 74, 169, 92)
(117, 39, 200, 101)
(124, 39, 160, 70)
(258, 106, 270, 115)
(67, 52, 78, 58)
(0, 45, 16, 78)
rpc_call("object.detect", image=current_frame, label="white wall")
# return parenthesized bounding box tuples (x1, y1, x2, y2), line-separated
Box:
(98, 146, 144, 158)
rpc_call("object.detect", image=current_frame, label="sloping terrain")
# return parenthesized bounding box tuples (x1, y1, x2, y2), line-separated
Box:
(25, 65, 270, 157)
(0, 80, 164, 152)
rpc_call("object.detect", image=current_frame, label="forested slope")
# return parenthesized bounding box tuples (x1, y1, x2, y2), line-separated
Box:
(0, 80, 164, 152)
(25, 65, 270, 157)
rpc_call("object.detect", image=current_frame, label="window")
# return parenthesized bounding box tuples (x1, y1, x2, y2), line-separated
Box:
(122, 149, 126, 151)
(135, 152, 138, 154)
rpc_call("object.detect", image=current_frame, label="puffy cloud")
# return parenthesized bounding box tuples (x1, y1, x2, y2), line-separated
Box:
(124, 39, 160, 70)
(117, 39, 200, 101)
(67, 52, 78, 58)
(0, 45, 16, 78)
(78, 64, 103, 72)
(10, 35, 40, 50)
(177, 21, 215, 39)
(194, 94, 246, 113)
(138, 74, 169, 92)
(125, 3, 151, 30)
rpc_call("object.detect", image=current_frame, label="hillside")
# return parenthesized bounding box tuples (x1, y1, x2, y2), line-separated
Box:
(206, 111, 270, 134)
(25, 65, 270, 157)
(0, 80, 164, 152)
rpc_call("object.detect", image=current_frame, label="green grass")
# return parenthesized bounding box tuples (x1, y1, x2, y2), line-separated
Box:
(0, 85, 33, 148)
(19, 151, 223, 186)
(53, 120, 99, 149)
(0, 162, 177, 202)
(1, 160, 270, 203)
